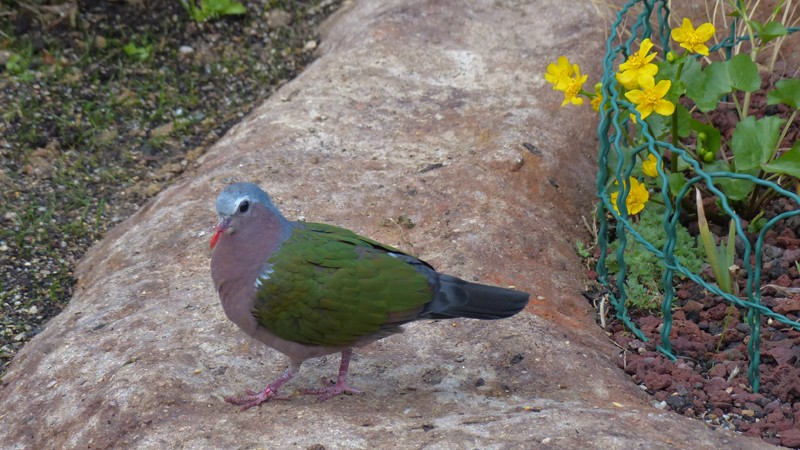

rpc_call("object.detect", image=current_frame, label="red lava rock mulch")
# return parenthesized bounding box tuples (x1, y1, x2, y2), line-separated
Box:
(606, 197, 800, 447)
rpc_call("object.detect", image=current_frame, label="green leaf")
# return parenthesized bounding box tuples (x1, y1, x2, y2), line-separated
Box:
(725, 54, 760, 92)
(702, 159, 729, 173)
(5, 53, 26, 75)
(123, 42, 152, 60)
(123, 42, 137, 56)
(676, 156, 693, 172)
(205, 0, 247, 16)
(716, 177, 756, 201)
(724, 219, 736, 267)
(223, 1, 247, 14)
(675, 103, 692, 138)
(605, 144, 636, 175)
(683, 56, 760, 111)
(667, 173, 688, 197)
(767, 79, 800, 108)
(575, 239, 591, 258)
(748, 217, 767, 234)
(731, 115, 785, 171)
(683, 59, 731, 112)
(644, 113, 670, 139)
(762, 142, 800, 178)
(189, 5, 212, 22)
(655, 60, 679, 87)
(695, 189, 733, 292)
(753, 20, 788, 44)
(704, 160, 756, 201)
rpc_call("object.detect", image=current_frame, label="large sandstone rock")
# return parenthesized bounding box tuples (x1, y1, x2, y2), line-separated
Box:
(0, 0, 770, 448)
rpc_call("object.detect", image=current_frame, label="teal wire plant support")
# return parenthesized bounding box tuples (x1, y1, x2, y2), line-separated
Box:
(595, 0, 800, 392)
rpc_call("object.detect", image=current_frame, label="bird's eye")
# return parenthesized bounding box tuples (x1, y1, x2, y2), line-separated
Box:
(238, 200, 250, 213)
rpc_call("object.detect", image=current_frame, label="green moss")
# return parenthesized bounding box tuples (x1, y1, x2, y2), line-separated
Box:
(607, 205, 705, 310)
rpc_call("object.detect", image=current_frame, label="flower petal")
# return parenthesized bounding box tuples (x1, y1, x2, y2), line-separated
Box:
(636, 103, 654, 120)
(624, 89, 643, 103)
(642, 154, 659, 177)
(653, 79, 672, 96)
(640, 38, 653, 54)
(637, 73, 656, 89)
(616, 70, 638, 89)
(654, 99, 676, 116)
(638, 75, 656, 89)
(696, 23, 716, 40)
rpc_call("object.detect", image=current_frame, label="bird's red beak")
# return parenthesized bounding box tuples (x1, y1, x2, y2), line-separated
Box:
(210, 218, 230, 249)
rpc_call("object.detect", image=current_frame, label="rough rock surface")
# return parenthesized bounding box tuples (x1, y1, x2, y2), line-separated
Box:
(0, 0, 771, 448)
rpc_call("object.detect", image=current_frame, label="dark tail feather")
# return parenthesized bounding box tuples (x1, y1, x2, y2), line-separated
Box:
(421, 274, 530, 320)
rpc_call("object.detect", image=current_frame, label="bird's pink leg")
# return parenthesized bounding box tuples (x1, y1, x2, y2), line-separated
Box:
(225, 362, 299, 411)
(303, 349, 362, 402)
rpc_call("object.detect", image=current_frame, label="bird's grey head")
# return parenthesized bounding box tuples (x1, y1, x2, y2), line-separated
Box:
(215, 182, 276, 218)
(210, 182, 280, 249)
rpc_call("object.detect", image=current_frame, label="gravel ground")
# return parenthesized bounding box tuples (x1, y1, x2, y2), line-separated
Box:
(0, 0, 341, 378)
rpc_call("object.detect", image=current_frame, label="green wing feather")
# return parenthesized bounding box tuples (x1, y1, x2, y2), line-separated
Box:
(253, 222, 433, 347)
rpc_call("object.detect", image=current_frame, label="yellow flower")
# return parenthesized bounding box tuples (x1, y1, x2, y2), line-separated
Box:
(560, 68, 588, 107)
(616, 38, 659, 89)
(642, 154, 659, 177)
(671, 18, 716, 56)
(545, 56, 577, 91)
(591, 83, 603, 112)
(610, 177, 649, 215)
(624, 76, 675, 120)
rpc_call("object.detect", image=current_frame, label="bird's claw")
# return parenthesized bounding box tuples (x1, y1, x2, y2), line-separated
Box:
(302, 379, 362, 402)
(225, 386, 290, 411)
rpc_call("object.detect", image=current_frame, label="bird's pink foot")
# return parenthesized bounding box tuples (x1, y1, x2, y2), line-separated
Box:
(303, 379, 362, 402)
(300, 348, 362, 401)
(224, 366, 297, 411)
(224, 386, 290, 411)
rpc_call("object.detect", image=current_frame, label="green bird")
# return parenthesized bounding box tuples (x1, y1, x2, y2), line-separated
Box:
(210, 182, 530, 410)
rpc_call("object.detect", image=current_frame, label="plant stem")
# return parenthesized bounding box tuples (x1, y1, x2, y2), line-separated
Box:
(768, 0, 792, 73)
(731, 93, 743, 119)
(739, 0, 760, 119)
(774, 110, 798, 156)
(670, 61, 685, 173)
